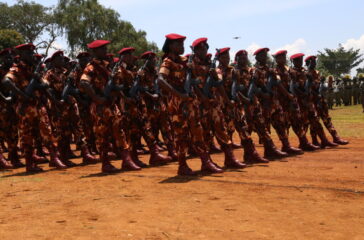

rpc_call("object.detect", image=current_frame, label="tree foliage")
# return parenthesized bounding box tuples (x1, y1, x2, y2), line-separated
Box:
(317, 44, 364, 77)
(55, 0, 158, 56)
(0, 29, 24, 50)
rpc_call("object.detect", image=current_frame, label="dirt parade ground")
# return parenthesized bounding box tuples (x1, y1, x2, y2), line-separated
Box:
(0, 106, 363, 240)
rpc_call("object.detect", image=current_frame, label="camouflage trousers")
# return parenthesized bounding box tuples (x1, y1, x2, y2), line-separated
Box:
(199, 97, 231, 149)
(245, 100, 273, 144)
(91, 102, 129, 152)
(166, 94, 207, 157)
(314, 98, 336, 137)
(79, 103, 96, 149)
(261, 98, 289, 142)
(123, 97, 157, 149)
(297, 98, 326, 137)
(0, 103, 18, 153)
(50, 98, 87, 148)
(16, 101, 57, 151)
(279, 96, 306, 139)
(146, 96, 174, 147)
(221, 100, 252, 144)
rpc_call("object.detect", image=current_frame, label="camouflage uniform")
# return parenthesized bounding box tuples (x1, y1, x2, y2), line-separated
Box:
(289, 66, 336, 147)
(308, 69, 349, 145)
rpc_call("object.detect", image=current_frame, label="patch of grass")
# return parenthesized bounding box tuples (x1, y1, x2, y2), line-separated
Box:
(328, 105, 364, 138)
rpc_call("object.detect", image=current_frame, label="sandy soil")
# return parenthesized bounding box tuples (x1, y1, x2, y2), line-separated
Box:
(0, 135, 363, 240)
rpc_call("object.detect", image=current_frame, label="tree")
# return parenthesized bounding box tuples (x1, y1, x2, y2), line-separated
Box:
(317, 44, 364, 77)
(356, 67, 364, 75)
(0, 0, 60, 55)
(0, 29, 24, 49)
(55, 0, 158, 56)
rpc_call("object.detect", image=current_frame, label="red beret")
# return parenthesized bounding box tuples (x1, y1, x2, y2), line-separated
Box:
(235, 50, 248, 58)
(206, 53, 212, 58)
(76, 52, 90, 59)
(253, 47, 269, 56)
(305, 55, 317, 62)
(87, 40, 110, 49)
(44, 58, 52, 64)
(118, 47, 135, 55)
(165, 33, 186, 41)
(216, 47, 230, 56)
(290, 53, 305, 60)
(34, 53, 43, 59)
(141, 51, 156, 59)
(15, 43, 35, 51)
(113, 57, 120, 63)
(192, 37, 208, 48)
(273, 50, 287, 57)
(0, 48, 13, 56)
(50, 50, 64, 60)
(184, 53, 191, 58)
(106, 53, 114, 58)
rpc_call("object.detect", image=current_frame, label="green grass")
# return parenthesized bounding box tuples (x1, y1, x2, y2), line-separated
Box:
(328, 105, 364, 138)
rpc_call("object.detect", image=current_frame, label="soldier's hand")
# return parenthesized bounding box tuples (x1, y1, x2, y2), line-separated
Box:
(288, 94, 294, 100)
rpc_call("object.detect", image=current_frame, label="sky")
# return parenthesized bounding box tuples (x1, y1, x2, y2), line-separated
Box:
(4, 0, 364, 66)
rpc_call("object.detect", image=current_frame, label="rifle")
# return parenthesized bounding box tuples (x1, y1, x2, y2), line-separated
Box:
(62, 63, 80, 103)
(25, 56, 47, 97)
(129, 55, 151, 98)
(203, 48, 220, 98)
(104, 56, 124, 101)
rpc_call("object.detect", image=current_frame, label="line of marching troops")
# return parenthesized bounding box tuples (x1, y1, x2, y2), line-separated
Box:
(0, 34, 350, 175)
(324, 74, 364, 110)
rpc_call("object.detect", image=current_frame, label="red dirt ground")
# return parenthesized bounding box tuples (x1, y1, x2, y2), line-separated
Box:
(1, 132, 363, 240)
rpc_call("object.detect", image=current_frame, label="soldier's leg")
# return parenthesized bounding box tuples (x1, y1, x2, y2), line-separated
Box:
(249, 104, 288, 160)
(69, 101, 98, 164)
(231, 105, 268, 164)
(318, 100, 348, 145)
(271, 106, 303, 155)
(38, 105, 67, 169)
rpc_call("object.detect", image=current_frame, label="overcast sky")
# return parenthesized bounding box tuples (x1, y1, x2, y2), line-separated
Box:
(4, 0, 364, 63)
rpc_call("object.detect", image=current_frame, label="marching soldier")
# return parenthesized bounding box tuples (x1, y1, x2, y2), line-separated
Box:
(273, 50, 318, 151)
(0, 48, 17, 169)
(80, 40, 141, 173)
(114, 47, 171, 167)
(2, 43, 66, 172)
(289, 53, 337, 149)
(158, 33, 224, 175)
(43, 50, 98, 166)
(137, 51, 178, 161)
(305, 55, 348, 145)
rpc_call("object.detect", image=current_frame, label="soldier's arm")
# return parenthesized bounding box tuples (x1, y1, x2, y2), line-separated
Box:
(79, 80, 107, 105)
(2, 77, 29, 100)
(157, 74, 190, 101)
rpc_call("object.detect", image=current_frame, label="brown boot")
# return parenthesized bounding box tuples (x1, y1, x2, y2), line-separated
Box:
(149, 144, 172, 166)
(120, 149, 141, 171)
(49, 147, 67, 169)
(25, 149, 43, 172)
(317, 129, 338, 148)
(331, 130, 349, 145)
(242, 139, 269, 164)
(81, 145, 99, 164)
(263, 139, 288, 160)
(101, 150, 119, 173)
(8, 149, 25, 168)
(201, 152, 224, 173)
(167, 144, 178, 162)
(281, 138, 303, 155)
(299, 136, 320, 151)
(311, 134, 320, 147)
(32, 152, 49, 164)
(64, 141, 78, 159)
(222, 144, 246, 169)
(209, 142, 222, 153)
(0, 153, 13, 169)
(58, 141, 77, 167)
(178, 155, 196, 176)
(131, 148, 148, 168)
